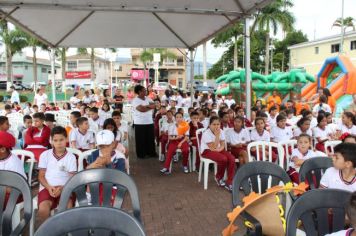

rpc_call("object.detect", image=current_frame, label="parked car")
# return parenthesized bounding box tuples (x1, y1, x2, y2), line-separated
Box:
(98, 83, 109, 90)
(16, 83, 32, 91)
(194, 86, 215, 92)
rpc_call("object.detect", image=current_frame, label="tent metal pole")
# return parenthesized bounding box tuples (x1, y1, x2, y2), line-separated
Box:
(244, 17, 251, 120)
(190, 49, 194, 106)
(50, 48, 56, 103)
(233, 0, 246, 13)
(0, 6, 19, 21)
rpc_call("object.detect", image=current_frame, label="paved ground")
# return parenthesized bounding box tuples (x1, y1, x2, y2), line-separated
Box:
(127, 130, 245, 236)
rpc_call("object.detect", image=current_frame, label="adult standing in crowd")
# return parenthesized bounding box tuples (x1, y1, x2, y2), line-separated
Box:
(9, 85, 19, 104)
(113, 89, 124, 113)
(323, 88, 336, 113)
(34, 87, 48, 107)
(132, 85, 157, 159)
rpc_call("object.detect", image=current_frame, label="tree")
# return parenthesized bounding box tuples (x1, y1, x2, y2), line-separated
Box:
(25, 35, 48, 91)
(0, 21, 28, 89)
(56, 47, 68, 83)
(332, 16, 355, 53)
(211, 23, 243, 70)
(252, 0, 295, 74)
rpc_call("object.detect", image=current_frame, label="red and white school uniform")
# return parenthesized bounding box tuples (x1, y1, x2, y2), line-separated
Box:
(320, 167, 356, 192)
(69, 128, 95, 151)
(160, 121, 174, 155)
(271, 126, 293, 143)
(24, 125, 51, 161)
(293, 127, 312, 138)
(267, 114, 277, 127)
(339, 124, 356, 135)
(221, 122, 233, 131)
(325, 229, 355, 236)
(200, 128, 235, 185)
(0, 152, 26, 178)
(201, 118, 209, 129)
(313, 126, 333, 152)
(189, 121, 204, 170)
(287, 149, 317, 184)
(162, 122, 190, 169)
(38, 149, 77, 209)
(226, 128, 250, 158)
(250, 129, 270, 142)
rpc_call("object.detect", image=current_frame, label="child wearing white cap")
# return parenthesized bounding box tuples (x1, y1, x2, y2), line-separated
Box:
(87, 130, 126, 172)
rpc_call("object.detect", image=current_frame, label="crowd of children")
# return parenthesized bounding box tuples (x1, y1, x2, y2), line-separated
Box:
(0, 86, 355, 233)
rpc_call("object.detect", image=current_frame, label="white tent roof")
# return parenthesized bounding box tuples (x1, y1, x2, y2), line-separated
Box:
(0, 0, 273, 49)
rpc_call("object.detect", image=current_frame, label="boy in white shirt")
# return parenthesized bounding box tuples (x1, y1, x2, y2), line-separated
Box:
(112, 111, 128, 145)
(320, 143, 356, 192)
(70, 117, 95, 151)
(37, 126, 77, 226)
(159, 110, 174, 161)
(89, 107, 105, 131)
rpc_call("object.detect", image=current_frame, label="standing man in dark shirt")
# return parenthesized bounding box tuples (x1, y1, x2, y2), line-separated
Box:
(113, 89, 124, 113)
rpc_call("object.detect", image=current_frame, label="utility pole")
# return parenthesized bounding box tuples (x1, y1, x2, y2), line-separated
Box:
(340, 0, 345, 54)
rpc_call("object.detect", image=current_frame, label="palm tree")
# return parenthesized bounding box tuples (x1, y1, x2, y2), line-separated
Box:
(0, 21, 28, 90)
(55, 47, 68, 83)
(252, 0, 295, 74)
(212, 23, 243, 70)
(332, 16, 355, 53)
(25, 35, 48, 91)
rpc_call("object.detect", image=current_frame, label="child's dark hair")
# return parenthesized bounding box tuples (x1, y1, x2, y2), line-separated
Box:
(334, 143, 356, 167)
(346, 191, 356, 226)
(200, 108, 209, 117)
(177, 108, 184, 114)
(219, 111, 228, 119)
(319, 95, 327, 103)
(166, 110, 173, 115)
(89, 107, 98, 113)
(269, 106, 278, 113)
(70, 111, 81, 119)
(175, 112, 183, 117)
(50, 126, 67, 138)
(234, 116, 245, 127)
(317, 113, 326, 124)
(302, 110, 312, 118)
(32, 105, 38, 109)
(276, 114, 286, 123)
(256, 111, 268, 118)
(4, 104, 11, 110)
(325, 112, 332, 118)
(190, 111, 199, 117)
(0, 116, 8, 125)
(209, 116, 220, 125)
(254, 117, 265, 126)
(103, 118, 118, 138)
(23, 115, 32, 122)
(343, 111, 355, 125)
(297, 133, 312, 143)
(286, 109, 294, 115)
(297, 117, 310, 128)
(112, 110, 121, 117)
(76, 117, 88, 127)
(33, 112, 45, 121)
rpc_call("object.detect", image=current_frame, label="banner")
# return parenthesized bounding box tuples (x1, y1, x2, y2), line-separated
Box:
(65, 71, 91, 79)
(130, 70, 149, 80)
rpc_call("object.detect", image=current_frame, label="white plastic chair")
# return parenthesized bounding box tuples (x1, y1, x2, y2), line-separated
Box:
(247, 141, 285, 169)
(224, 128, 239, 164)
(278, 139, 298, 169)
(78, 149, 97, 171)
(196, 128, 217, 190)
(324, 140, 342, 156)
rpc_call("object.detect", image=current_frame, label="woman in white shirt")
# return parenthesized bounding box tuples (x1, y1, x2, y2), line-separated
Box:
(200, 116, 235, 191)
(34, 87, 48, 107)
(132, 85, 156, 159)
(69, 92, 81, 109)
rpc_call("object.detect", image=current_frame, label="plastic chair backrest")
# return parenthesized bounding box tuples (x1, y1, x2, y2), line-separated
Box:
(247, 141, 285, 168)
(286, 189, 351, 236)
(0, 170, 32, 236)
(196, 128, 206, 155)
(278, 139, 297, 169)
(324, 140, 342, 156)
(11, 150, 36, 185)
(34, 207, 145, 236)
(232, 162, 292, 207)
(57, 168, 141, 222)
(78, 149, 97, 171)
(299, 157, 333, 189)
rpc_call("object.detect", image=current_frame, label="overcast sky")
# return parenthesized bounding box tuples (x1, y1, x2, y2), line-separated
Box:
(3, 0, 356, 64)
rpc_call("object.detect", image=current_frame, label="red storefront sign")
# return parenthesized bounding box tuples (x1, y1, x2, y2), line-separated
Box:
(65, 71, 91, 79)
(130, 70, 149, 80)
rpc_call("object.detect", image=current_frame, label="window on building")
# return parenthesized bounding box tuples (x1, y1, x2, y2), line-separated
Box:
(178, 71, 183, 75)
(25, 65, 28, 70)
(41, 67, 47, 73)
(351, 41, 356, 50)
(331, 43, 340, 53)
(315, 47, 319, 54)
(67, 61, 77, 70)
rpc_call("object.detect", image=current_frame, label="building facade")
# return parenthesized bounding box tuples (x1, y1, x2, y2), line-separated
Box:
(288, 31, 356, 76)
(0, 53, 61, 86)
(65, 54, 111, 87)
(112, 48, 187, 89)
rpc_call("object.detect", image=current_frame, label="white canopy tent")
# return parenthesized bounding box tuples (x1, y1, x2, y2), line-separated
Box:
(0, 0, 274, 118)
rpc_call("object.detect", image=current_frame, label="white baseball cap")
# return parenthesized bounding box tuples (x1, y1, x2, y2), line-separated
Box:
(96, 130, 114, 146)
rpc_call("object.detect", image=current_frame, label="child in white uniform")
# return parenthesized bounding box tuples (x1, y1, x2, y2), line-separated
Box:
(313, 113, 334, 152)
(69, 117, 95, 151)
(271, 114, 293, 143)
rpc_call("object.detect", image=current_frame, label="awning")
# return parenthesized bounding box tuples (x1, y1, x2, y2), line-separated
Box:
(0, 0, 273, 49)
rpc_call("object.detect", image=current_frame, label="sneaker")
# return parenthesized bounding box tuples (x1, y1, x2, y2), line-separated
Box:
(160, 168, 170, 175)
(159, 154, 165, 162)
(215, 178, 226, 187)
(225, 184, 233, 192)
(183, 166, 189, 173)
(173, 154, 179, 162)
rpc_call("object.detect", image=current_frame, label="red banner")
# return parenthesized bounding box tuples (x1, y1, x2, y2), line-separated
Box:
(65, 71, 91, 79)
(130, 70, 149, 80)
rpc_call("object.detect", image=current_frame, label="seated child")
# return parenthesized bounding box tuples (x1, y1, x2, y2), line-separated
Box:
(313, 113, 334, 152)
(189, 111, 204, 171)
(44, 113, 56, 130)
(271, 114, 293, 143)
(69, 117, 95, 151)
(293, 117, 312, 138)
(320, 143, 356, 192)
(37, 126, 77, 225)
(18, 115, 32, 148)
(24, 112, 51, 161)
(103, 118, 127, 157)
(226, 116, 250, 165)
(66, 111, 81, 137)
(112, 111, 128, 146)
(340, 112, 356, 136)
(160, 112, 190, 174)
(287, 134, 317, 184)
(159, 110, 174, 161)
(89, 107, 105, 131)
(219, 111, 233, 131)
(0, 116, 11, 133)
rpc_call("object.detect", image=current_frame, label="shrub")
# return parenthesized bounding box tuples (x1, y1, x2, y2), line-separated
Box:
(20, 95, 28, 103)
